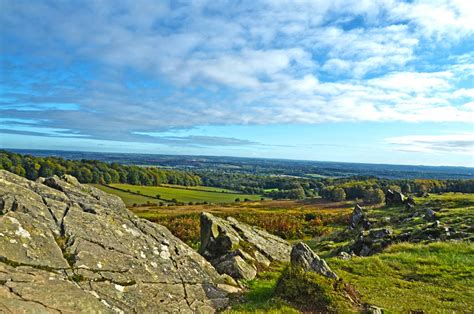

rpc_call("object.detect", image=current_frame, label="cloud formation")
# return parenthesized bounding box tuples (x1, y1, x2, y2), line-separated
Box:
(0, 0, 473, 144)
(386, 133, 474, 154)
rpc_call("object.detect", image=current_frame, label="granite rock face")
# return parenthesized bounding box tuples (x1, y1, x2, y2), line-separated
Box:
(199, 212, 291, 281)
(0, 170, 229, 313)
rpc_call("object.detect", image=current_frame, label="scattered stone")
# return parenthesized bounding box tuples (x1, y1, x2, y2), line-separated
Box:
(290, 242, 338, 279)
(349, 204, 370, 230)
(351, 228, 393, 256)
(366, 305, 384, 313)
(214, 255, 257, 280)
(0, 170, 229, 312)
(424, 209, 437, 221)
(199, 212, 291, 281)
(338, 251, 353, 260)
(385, 189, 405, 206)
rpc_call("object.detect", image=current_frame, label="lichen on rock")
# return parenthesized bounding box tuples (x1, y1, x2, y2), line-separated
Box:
(0, 170, 229, 312)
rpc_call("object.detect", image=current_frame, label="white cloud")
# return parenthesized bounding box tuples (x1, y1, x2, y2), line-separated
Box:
(386, 133, 474, 154)
(0, 0, 473, 141)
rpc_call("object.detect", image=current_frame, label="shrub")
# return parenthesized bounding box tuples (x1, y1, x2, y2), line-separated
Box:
(331, 188, 346, 202)
(275, 266, 357, 313)
(363, 188, 385, 205)
(148, 214, 200, 247)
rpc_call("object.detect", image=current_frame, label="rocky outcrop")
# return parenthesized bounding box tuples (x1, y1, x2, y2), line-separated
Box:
(199, 212, 291, 281)
(351, 228, 393, 256)
(290, 242, 338, 279)
(0, 170, 230, 313)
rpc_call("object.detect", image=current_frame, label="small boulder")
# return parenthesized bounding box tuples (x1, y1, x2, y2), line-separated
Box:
(290, 242, 338, 279)
(214, 255, 257, 280)
(338, 251, 353, 260)
(385, 189, 405, 205)
(424, 209, 436, 221)
(349, 204, 370, 229)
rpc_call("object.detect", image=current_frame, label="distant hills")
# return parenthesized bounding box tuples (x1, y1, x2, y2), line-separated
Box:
(6, 148, 473, 180)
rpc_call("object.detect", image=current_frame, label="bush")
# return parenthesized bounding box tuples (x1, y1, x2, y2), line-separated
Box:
(275, 266, 357, 312)
(331, 188, 346, 202)
(363, 188, 385, 204)
(148, 214, 200, 247)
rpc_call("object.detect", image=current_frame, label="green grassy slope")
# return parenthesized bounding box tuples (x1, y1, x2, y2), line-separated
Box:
(329, 242, 474, 312)
(90, 184, 160, 207)
(162, 184, 240, 193)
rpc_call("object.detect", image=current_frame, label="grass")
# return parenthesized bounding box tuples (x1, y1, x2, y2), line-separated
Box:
(225, 266, 300, 313)
(162, 184, 240, 193)
(328, 242, 474, 313)
(109, 183, 263, 203)
(91, 184, 161, 207)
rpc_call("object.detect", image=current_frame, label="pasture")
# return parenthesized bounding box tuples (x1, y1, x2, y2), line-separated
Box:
(108, 183, 264, 204)
(91, 184, 161, 207)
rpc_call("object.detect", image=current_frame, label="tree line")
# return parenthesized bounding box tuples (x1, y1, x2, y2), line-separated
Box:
(0, 150, 201, 186)
(1, 150, 472, 202)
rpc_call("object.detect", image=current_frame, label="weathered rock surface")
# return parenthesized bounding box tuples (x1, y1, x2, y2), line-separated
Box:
(199, 212, 291, 281)
(290, 242, 338, 279)
(0, 170, 229, 313)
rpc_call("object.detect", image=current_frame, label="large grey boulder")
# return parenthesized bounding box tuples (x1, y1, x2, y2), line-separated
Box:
(0, 170, 229, 313)
(199, 212, 291, 281)
(290, 242, 338, 279)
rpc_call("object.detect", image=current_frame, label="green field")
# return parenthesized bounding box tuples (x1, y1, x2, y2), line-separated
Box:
(162, 184, 239, 193)
(91, 184, 161, 207)
(108, 183, 263, 203)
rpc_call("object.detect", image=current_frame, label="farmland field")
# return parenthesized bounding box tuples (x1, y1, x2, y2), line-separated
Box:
(161, 184, 239, 193)
(90, 184, 161, 207)
(108, 183, 264, 203)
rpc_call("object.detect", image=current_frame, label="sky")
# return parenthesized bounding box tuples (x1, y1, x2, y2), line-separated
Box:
(0, 0, 473, 167)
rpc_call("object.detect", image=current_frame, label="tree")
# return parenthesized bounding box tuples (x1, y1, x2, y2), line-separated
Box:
(363, 188, 385, 205)
(331, 188, 346, 202)
(401, 183, 412, 194)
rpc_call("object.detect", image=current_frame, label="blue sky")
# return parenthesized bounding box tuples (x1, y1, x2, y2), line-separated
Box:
(1, 1, 473, 166)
